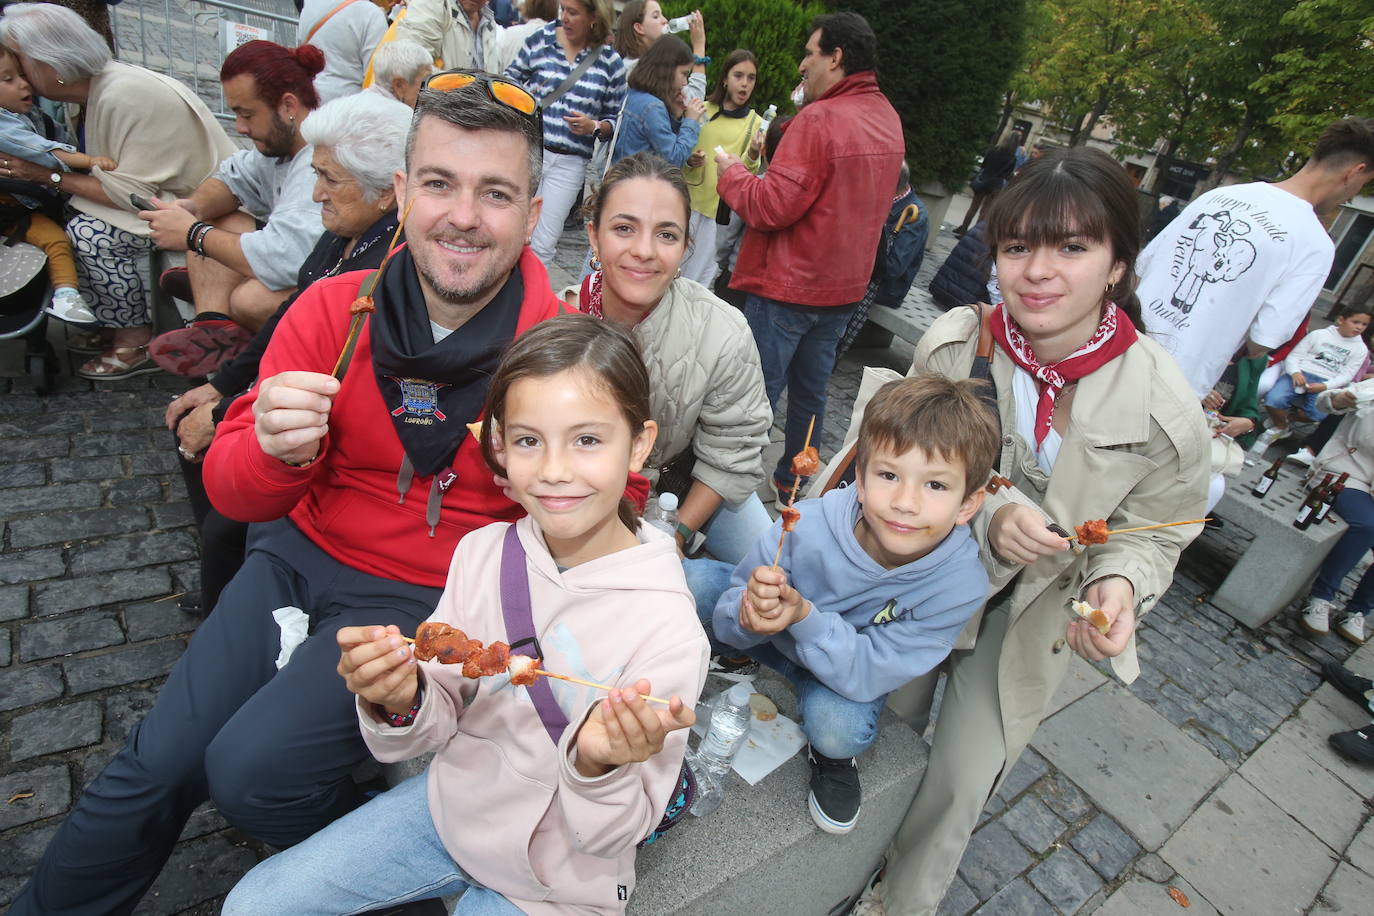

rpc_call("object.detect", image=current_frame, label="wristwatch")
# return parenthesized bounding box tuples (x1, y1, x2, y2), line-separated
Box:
(48, 171, 62, 188)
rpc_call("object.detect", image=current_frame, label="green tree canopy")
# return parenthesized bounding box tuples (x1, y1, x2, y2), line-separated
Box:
(830, 0, 1031, 190)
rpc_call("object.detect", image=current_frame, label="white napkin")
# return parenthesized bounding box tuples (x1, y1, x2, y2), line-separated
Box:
(272, 606, 310, 669)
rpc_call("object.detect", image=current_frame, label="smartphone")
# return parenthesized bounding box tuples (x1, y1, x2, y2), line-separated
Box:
(129, 192, 155, 211)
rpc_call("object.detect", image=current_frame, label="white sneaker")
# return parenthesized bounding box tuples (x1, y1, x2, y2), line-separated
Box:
(1249, 426, 1285, 455)
(45, 287, 97, 325)
(1336, 613, 1367, 646)
(1301, 597, 1336, 636)
(1287, 447, 1317, 467)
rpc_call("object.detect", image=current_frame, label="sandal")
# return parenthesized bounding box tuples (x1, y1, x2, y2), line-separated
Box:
(77, 345, 162, 380)
(66, 329, 107, 355)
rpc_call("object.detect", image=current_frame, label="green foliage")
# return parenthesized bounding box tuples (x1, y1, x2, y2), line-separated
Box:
(661, 0, 826, 117)
(1257, 0, 1374, 149)
(830, 0, 1031, 190)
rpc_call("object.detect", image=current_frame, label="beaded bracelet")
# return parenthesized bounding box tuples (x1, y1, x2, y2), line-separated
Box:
(185, 221, 207, 252)
(191, 223, 213, 256)
(383, 689, 423, 728)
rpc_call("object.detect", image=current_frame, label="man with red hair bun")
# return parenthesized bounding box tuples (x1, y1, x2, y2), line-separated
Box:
(141, 41, 329, 377)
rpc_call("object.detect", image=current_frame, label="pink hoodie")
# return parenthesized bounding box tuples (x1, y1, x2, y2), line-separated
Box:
(358, 516, 709, 915)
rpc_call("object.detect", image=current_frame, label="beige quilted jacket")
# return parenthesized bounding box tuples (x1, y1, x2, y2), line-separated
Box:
(633, 278, 772, 505)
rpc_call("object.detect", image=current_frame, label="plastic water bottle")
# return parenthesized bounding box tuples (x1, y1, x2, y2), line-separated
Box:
(666, 14, 692, 33)
(688, 682, 753, 816)
(759, 103, 778, 135)
(643, 492, 679, 537)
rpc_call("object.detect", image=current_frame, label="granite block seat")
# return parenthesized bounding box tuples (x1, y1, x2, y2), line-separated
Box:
(1211, 458, 1347, 628)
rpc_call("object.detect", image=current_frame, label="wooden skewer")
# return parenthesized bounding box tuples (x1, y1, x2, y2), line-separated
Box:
(534, 670, 672, 706)
(331, 198, 416, 380)
(397, 639, 671, 705)
(1065, 518, 1211, 542)
(772, 415, 817, 568)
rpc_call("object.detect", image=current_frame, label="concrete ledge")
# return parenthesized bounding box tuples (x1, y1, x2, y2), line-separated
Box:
(632, 676, 927, 916)
(1212, 460, 1346, 628)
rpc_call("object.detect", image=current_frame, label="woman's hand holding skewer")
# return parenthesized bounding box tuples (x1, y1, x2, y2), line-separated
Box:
(1067, 576, 1136, 661)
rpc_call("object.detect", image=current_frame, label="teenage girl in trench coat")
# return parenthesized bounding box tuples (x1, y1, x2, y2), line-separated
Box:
(863, 147, 1210, 914)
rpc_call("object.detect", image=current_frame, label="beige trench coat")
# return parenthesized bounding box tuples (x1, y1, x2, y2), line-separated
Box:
(912, 308, 1210, 766)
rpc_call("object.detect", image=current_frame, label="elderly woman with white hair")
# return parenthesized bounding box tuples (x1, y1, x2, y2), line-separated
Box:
(5, 90, 415, 916)
(0, 2, 235, 378)
(161, 91, 412, 616)
(363, 37, 432, 107)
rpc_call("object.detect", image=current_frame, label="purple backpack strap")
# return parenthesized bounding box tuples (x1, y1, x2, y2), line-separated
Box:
(500, 525, 569, 744)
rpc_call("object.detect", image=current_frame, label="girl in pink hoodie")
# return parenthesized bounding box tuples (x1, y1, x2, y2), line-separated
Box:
(224, 314, 709, 915)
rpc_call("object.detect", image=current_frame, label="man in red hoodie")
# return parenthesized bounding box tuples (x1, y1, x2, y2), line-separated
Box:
(715, 11, 904, 501)
(12, 81, 563, 916)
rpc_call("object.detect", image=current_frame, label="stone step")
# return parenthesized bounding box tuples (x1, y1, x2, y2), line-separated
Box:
(631, 699, 926, 915)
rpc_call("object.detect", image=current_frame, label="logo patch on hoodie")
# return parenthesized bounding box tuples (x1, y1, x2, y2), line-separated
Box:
(870, 599, 898, 626)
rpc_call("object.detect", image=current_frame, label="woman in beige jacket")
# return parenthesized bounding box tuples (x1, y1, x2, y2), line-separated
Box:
(568, 153, 773, 577)
(0, 3, 234, 378)
(858, 148, 1210, 915)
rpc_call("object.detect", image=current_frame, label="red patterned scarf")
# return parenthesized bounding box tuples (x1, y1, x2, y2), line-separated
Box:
(989, 301, 1138, 446)
(578, 269, 605, 319)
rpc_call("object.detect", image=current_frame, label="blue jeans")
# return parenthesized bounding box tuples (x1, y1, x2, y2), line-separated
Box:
(745, 294, 857, 489)
(1264, 371, 1328, 420)
(690, 560, 886, 759)
(681, 493, 773, 621)
(223, 773, 524, 916)
(1312, 487, 1374, 617)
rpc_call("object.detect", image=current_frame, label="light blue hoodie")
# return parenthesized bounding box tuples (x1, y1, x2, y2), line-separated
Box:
(712, 486, 988, 703)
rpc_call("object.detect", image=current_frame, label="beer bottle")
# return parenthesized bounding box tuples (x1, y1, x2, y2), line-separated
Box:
(1315, 471, 1350, 524)
(1295, 474, 1333, 530)
(1251, 456, 1283, 498)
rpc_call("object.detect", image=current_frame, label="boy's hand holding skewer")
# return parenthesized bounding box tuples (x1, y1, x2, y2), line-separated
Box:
(740, 565, 810, 635)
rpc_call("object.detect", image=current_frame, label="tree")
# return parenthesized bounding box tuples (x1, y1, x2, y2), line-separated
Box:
(1257, 0, 1374, 151)
(832, 0, 1031, 190)
(1020, 0, 1188, 147)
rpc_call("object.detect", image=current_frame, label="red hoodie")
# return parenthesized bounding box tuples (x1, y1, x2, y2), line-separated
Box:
(204, 249, 564, 588)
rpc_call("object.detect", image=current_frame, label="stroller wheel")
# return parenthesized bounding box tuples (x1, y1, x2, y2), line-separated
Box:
(27, 342, 56, 396)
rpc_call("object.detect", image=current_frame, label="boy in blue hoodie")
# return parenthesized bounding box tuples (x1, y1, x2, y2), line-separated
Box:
(708, 374, 998, 834)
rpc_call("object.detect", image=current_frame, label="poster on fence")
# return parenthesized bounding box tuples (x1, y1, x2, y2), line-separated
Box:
(221, 21, 271, 58)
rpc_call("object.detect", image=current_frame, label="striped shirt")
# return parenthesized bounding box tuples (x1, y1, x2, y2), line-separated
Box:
(504, 23, 627, 159)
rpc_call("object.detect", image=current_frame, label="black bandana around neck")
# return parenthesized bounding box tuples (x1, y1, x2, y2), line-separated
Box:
(369, 245, 523, 478)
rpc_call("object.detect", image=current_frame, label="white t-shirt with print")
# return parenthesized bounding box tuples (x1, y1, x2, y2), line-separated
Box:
(1136, 182, 1334, 398)
(1284, 324, 1369, 390)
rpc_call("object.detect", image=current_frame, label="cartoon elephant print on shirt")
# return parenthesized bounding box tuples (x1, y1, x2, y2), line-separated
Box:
(1171, 210, 1258, 314)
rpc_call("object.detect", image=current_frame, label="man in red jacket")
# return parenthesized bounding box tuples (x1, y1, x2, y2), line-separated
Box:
(715, 11, 904, 501)
(12, 81, 563, 916)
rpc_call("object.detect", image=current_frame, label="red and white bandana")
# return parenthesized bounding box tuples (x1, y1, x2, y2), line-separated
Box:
(989, 301, 1138, 446)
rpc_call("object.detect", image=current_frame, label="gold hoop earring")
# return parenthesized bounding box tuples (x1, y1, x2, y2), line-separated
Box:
(674, 268, 682, 280)
(590, 254, 602, 271)
(1105, 281, 1116, 293)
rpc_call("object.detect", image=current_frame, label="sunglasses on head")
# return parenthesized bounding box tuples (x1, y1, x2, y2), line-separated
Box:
(422, 69, 541, 121)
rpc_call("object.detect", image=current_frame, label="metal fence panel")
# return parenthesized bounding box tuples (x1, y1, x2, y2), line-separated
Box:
(110, 0, 300, 125)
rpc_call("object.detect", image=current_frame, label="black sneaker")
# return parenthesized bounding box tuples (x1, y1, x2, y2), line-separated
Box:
(1322, 660, 1374, 712)
(807, 746, 861, 834)
(1329, 725, 1374, 766)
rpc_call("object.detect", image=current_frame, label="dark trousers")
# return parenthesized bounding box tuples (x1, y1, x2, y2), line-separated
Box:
(177, 444, 248, 611)
(9, 519, 442, 916)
